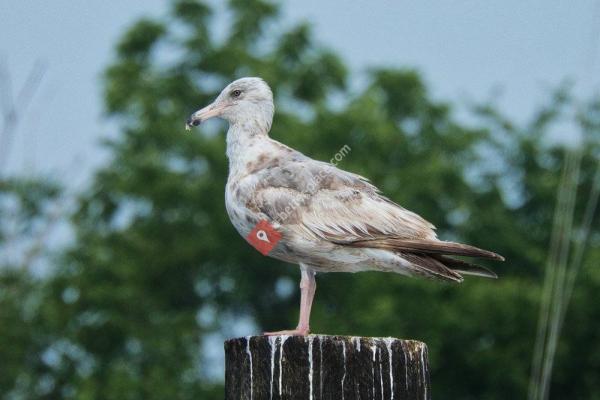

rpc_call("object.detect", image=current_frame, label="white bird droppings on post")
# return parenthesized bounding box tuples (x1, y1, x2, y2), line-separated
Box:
(383, 338, 394, 400)
(319, 336, 324, 399)
(420, 343, 428, 400)
(279, 335, 289, 398)
(341, 340, 346, 400)
(379, 346, 384, 399)
(245, 336, 253, 400)
(308, 336, 314, 400)
(352, 336, 361, 352)
(371, 342, 377, 400)
(401, 341, 409, 391)
(268, 336, 277, 400)
(225, 336, 430, 400)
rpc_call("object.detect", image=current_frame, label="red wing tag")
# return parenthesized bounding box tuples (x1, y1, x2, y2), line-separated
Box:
(246, 220, 282, 256)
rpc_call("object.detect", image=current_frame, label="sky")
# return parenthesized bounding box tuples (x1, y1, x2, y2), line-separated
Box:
(1, 0, 599, 183)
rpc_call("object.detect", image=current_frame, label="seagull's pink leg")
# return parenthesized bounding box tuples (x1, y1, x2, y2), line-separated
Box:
(265, 265, 316, 336)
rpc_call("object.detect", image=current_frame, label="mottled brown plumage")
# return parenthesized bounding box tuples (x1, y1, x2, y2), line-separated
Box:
(186, 77, 504, 336)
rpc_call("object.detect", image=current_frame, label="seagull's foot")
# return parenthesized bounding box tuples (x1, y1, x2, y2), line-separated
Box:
(263, 326, 310, 336)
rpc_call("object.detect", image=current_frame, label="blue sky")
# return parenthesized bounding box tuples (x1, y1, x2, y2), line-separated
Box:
(1, 0, 599, 182)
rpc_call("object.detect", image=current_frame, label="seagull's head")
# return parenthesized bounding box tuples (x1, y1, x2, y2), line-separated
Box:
(186, 77, 274, 132)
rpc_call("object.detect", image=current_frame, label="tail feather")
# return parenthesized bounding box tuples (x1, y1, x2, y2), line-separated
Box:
(346, 238, 505, 261)
(400, 253, 464, 283)
(433, 255, 498, 279)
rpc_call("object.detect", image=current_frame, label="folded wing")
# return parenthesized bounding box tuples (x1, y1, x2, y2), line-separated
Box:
(252, 157, 503, 280)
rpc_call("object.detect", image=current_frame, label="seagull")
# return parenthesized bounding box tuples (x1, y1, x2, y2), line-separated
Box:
(186, 77, 504, 336)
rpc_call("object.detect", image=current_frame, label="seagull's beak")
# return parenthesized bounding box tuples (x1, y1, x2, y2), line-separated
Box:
(185, 102, 225, 131)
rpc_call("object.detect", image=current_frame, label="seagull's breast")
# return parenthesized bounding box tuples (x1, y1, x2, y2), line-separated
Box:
(225, 174, 261, 239)
(224, 137, 284, 236)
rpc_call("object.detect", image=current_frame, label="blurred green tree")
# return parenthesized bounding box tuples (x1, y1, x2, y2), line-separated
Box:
(0, 177, 66, 398)
(1, 0, 599, 399)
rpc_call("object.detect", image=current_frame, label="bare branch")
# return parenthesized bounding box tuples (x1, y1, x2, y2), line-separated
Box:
(0, 59, 47, 172)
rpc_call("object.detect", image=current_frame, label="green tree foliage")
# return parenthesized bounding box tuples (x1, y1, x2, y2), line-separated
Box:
(0, 177, 65, 397)
(1, 0, 599, 399)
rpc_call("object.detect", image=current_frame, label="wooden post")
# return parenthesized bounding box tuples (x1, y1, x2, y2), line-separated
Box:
(225, 335, 431, 400)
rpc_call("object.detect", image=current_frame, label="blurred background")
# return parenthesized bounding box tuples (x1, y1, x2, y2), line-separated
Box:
(1, 0, 599, 399)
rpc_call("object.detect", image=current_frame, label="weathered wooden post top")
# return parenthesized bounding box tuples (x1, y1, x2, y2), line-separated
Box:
(225, 335, 430, 400)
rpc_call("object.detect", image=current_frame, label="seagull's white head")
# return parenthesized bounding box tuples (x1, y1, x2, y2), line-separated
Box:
(186, 77, 274, 133)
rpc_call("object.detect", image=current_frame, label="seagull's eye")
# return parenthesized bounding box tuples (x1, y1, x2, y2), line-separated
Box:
(231, 89, 242, 98)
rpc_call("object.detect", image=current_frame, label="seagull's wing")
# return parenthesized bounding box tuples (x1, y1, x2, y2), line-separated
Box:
(253, 157, 435, 240)
(253, 157, 503, 264)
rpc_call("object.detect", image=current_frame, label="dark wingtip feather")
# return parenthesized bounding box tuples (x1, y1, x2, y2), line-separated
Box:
(434, 255, 499, 279)
(347, 238, 506, 262)
(401, 253, 465, 283)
